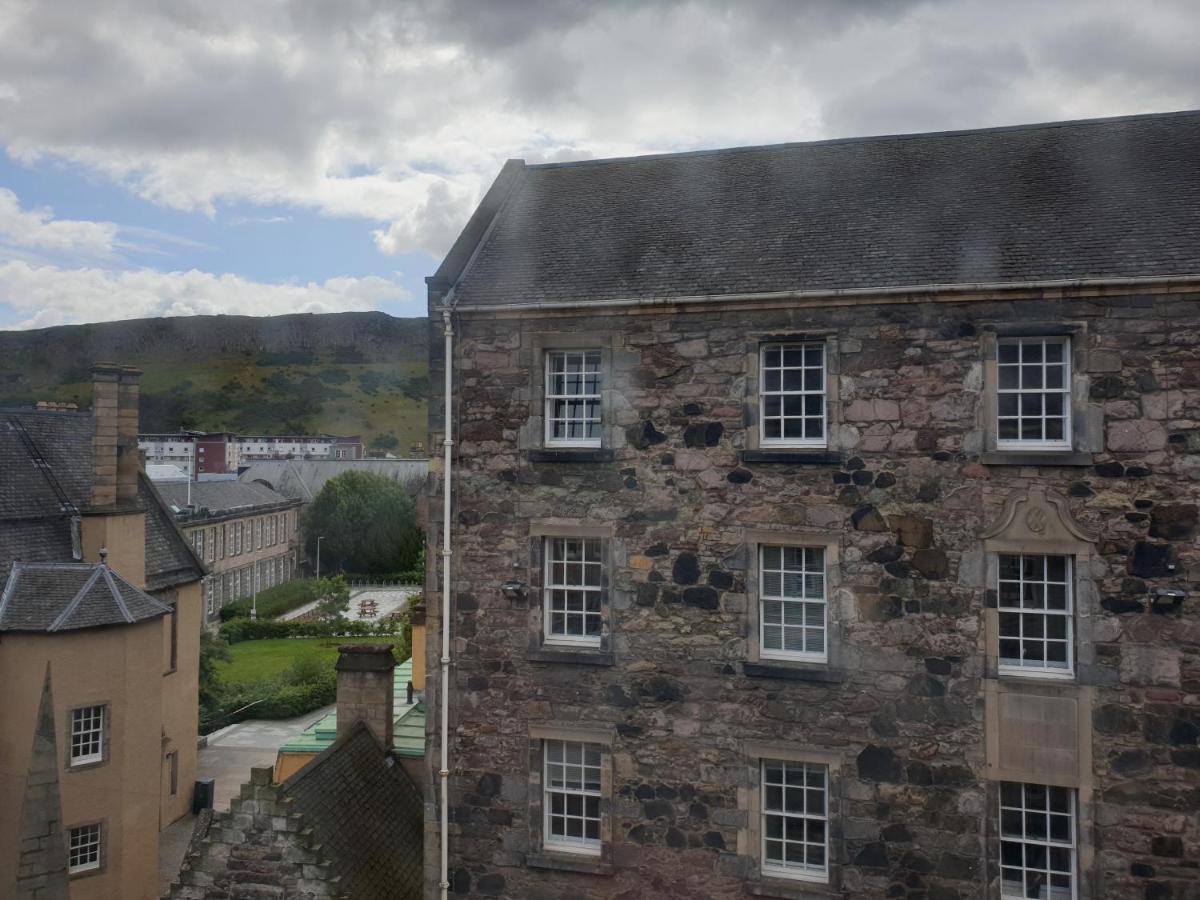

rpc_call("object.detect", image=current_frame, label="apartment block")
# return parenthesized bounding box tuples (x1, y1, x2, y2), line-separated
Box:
(423, 113, 1200, 899)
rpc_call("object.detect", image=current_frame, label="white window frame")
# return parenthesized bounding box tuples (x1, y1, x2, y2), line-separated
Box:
(543, 537, 604, 647)
(205, 580, 215, 617)
(997, 554, 1074, 679)
(70, 705, 105, 766)
(996, 337, 1072, 450)
(761, 759, 829, 884)
(543, 739, 603, 856)
(759, 545, 828, 663)
(68, 823, 102, 874)
(759, 342, 827, 449)
(544, 350, 602, 448)
(999, 782, 1077, 900)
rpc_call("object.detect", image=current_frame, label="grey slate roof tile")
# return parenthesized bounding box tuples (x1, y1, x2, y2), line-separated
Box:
(283, 724, 424, 900)
(156, 480, 293, 516)
(0, 562, 172, 632)
(447, 111, 1200, 308)
(0, 408, 203, 592)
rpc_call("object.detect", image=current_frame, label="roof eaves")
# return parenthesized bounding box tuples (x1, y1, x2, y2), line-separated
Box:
(427, 158, 526, 298)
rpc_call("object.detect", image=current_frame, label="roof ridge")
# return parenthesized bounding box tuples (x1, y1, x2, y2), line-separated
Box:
(101, 566, 136, 625)
(0, 563, 22, 623)
(47, 564, 106, 632)
(526, 108, 1200, 171)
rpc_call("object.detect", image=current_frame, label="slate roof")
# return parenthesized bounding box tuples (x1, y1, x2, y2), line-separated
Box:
(239, 459, 427, 502)
(156, 480, 296, 516)
(0, 561, 172, 632)
(284, 723, 424, 899)
(440, 111, 1200, 309)
(0, 409, 204, 592)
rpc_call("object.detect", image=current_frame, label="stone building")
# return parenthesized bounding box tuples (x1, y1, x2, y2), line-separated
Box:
(0, 365, 206, 899)
(156, 480, 302, 623)
(423, 112, 1200, 899)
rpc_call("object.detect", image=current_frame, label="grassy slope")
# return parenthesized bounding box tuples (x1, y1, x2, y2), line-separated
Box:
(215, 637, 383, 687)
(0, 312, 429, 452)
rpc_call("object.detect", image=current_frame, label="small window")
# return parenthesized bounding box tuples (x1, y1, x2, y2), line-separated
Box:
(544, 537, 603, 645)
(761, 760, 828, 883)
(70, 706, 105, 765)
(999, 782, 1076, 900)
(167, 751, 179, 797)
(760, 545, 827, 662)
(997, 554, 1073, 677)
(68, 823, 102, 874)
(760, 342, 826, 447)
(997, 338, 1071, 449)
(544, 739, 602, 855)
(545, 350, 602, 447)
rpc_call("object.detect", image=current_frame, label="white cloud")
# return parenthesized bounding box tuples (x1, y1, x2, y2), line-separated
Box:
(0, 0, 1196, 260)
(0, 187, 118, 259)
(0, 260, 414, 329)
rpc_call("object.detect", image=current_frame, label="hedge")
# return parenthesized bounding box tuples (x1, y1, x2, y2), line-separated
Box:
(219, 578, 325, 622)
(219, 616, 404, 645)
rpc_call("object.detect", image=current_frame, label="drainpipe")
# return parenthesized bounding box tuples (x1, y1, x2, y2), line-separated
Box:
(439, 305, 454, 900)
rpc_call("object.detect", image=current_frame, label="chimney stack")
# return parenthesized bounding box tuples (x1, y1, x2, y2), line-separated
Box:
(409, 606, 426, 693)
(116, 366, 141, 505)
(90, 364, 142, 508)
(335, 644, 396, 751)
(90, 365, 120, 507)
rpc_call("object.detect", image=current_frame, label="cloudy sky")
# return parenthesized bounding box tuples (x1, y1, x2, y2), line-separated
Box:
(0, 0, 1197, 329)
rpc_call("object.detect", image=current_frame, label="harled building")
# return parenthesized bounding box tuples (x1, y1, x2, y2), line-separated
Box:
(424, 112, 1200, 899)
(0, 365, 205, 899)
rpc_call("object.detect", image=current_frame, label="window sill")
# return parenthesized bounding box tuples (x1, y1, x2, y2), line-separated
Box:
(980, 451, 1093, 467)
(528, 448, 615, 463)
(742, 662, 845, 683)
(526, 851, 613, 876)
(994, 670, 1077, 687)
(741, 450, 842, 466)
(66, 759, 107, 773)
(746, 878, 837, 899)
(529, 646, 614, 666)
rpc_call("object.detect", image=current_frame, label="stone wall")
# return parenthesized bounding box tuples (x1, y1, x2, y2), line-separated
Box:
(425, 289, 1200, 899)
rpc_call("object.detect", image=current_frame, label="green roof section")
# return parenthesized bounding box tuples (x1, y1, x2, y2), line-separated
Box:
(279, 656, 425, 758)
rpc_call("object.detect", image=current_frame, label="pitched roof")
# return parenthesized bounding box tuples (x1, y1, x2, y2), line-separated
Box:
(0, 561, 172, 632)
(0, 409, 204, 591)
(239, 459, 427, 502)
(284, 723, 424, 900)
(156, 480, 295, 516)
(439, 111, 1200, 309)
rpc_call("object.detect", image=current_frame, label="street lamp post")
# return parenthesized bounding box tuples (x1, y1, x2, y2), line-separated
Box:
(316, 536, 324, 580)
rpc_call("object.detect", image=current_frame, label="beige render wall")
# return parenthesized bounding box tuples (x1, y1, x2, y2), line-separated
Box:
(159, 579, 202, 827)
(0, 621, 166, 900)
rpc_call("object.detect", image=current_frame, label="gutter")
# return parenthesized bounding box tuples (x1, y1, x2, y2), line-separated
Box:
(449, 273, 1200, 314)
(438, 302, 455, 900)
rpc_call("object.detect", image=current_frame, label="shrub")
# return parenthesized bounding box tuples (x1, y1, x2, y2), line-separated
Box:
(221, 578, 325, 621)
(218, 616, 404, 645)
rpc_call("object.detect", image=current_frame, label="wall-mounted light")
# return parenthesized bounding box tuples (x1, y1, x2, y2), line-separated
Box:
(501, 580, 527, 602)
(1151, 587, 1186, 614)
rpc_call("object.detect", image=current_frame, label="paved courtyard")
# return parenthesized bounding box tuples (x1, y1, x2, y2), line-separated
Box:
(279, 586, 418, 622)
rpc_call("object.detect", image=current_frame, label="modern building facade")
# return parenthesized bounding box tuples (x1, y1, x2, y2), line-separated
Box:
(424, 112, 1200, 899)
(139, 431, 364, 478)
(1, 365, 206, 899)
(156, 481, 302, 623)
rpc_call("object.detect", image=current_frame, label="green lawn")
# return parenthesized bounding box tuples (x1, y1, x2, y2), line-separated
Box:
(216, 637, 382, 687)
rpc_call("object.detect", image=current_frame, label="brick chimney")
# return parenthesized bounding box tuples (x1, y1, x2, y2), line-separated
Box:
(89, 363, 142, 508)
(335, 644, 396, 751)
(409, 606, 426, 693)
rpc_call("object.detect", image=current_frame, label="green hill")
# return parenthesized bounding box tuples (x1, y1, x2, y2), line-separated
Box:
(0, 312, 429, 454)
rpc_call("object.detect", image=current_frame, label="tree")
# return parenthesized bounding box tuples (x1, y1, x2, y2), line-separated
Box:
(302, 470, 423, 575)
(313, 576, 351, 621)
